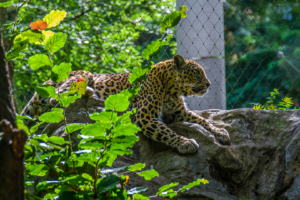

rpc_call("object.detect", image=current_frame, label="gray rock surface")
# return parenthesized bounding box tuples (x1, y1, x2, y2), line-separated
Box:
(28, 97, 300, 200)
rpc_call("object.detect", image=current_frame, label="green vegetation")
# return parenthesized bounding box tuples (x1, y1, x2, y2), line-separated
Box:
(4, 5, 208, 199)
(251, 88, 298, 110)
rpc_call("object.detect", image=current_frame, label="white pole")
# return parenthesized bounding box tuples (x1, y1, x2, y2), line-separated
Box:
(177, 0, 226, 110)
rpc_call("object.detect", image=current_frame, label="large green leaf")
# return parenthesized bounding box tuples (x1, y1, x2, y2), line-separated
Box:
(105, 94, 129, 112)
(21, 30, 43, 44)
(89, 111, 118, 123)
(6, 37, 28, 61)
(43, 10, 67, 28)
(157, 182, 179, 196)
(0, 1, 13, 7)
(181, 179, 209, 192)
(28, 54, 52, 70)
(26, 163, 50, 176)
(64, 174, 92, 186)
(112, 123, 139, 137)
(138, 169, 159, 180)
(128, 163, 145, 172)
(30, 122, 45, 133)
(39, 108, 64, 123)
(36, 85, 58, 98)
(59, 93, 81, 107)
(65, 124, 86, 134)
(133, 193, 149, 200)
(80, 122, 109, 136)
(51, 63, 72, 83)
(45, 32, 67, 53)
(97, 175, 121, 193)
(36, 180, 61, 192)
(160, 5, 188, 32)
(129, 67, 148, 84)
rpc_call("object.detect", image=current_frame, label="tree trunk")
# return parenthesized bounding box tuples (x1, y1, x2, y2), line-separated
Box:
(0, 27, 27, 200)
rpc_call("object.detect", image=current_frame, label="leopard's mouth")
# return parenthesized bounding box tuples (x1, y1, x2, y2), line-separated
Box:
(192, 86, 207, 94)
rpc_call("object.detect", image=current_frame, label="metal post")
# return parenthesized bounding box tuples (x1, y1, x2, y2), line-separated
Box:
(177, 0, 226, 110)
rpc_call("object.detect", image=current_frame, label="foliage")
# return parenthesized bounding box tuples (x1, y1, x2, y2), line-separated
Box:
(1, 0, 178, 112)
(251, 88, 298, 110)
(224, 1, 300, 109)
(6, 6, 208, 199)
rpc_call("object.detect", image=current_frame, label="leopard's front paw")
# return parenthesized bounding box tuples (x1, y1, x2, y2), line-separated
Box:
(212, 128, 230, 145)
(177, 138, 199, 154)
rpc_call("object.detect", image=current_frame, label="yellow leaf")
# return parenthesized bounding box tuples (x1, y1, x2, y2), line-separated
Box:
(283, 97, 292, 103)
(253, 105, 261, 110)
(43, 10, 67, 28)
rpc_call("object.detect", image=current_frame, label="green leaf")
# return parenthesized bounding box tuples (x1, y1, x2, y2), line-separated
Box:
(44, 193, 59, 199)
(16, 115, 34, 121)
(128, 163, 145, 172)
(97, 175, 121, 193)
(142, 39, 165, 60)
(21, 30, 43, 44)
(89, 111, 118, 123)
(159, 189, 177, 198)
(43, 10, 67, 28)
(51, 63, 72, 83)
(180, 5, 188, 18)
(26, 163, 50, 176)
(57, 191, 76, 200)
(64, 175, 92, 186)
(30, 122, 45, 133)
(129, 67, 148, 84)
(138, 169, 159, 180)
(39, 108, 64, 123)
(0, 1, 13, 7)
(133, 193, 150, 200)
(36, 85, 58, 98)
(17, 119, 30, 135)
(160, 11, 181, 32)
(47, 136, 68, 145)
(65, 124, 86, 134)
(80, 122, 109, 136)
(181, 179, 209, 192)
(45, 32, 67, 53)
(36, 180, 61, 192)
(59, 93, 81, 107)
(35, 31, 55, 45)
(28, 54, 52, 70)
(105, 94, 129, 112)
(112, 123, 139, 137)
(157, 182, 179, 195)
(6, 37, 28, 61)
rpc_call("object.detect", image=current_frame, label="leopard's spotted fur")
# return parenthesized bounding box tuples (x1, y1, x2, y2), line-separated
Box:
(21, 55, 230, 154)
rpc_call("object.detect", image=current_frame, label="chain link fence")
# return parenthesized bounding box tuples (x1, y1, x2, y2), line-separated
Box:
(2, 0, 300, 113)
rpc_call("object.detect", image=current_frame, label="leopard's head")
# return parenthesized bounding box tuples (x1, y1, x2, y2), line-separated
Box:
(173, 55, 211, 97)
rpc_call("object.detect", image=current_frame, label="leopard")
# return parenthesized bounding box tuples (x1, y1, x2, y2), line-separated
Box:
(21, 54, 230, 154)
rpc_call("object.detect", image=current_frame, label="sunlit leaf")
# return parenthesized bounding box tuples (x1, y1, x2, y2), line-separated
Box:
(36, 180, 60, 192)
(181, 179, 209, 192)
(105, 94, 129, 112)
(39, 108, 64, 123)
(51, 62, 72, 83)
(30, 20, 47, 31)
(45, 32, 67, 53)
(97, 175, 121, 193)
(138, 169, 159, 180)
(28, 54, 52, 70)
(43, 10, 67, 28)
(128, 163, 145, 172)
(0, 1, 13, 7)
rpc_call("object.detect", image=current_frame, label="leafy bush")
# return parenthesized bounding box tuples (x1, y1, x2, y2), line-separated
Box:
(3, 4, 209, 200)
(251, 88, 298, 110)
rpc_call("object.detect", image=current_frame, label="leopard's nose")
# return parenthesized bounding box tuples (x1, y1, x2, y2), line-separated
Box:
(206, 82, 211, 87)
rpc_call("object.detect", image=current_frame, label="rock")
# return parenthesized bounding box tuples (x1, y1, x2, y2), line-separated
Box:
(28, 96, 300, 200)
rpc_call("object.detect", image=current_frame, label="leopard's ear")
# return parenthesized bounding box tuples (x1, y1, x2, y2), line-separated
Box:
(173, 54, 186, 71)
